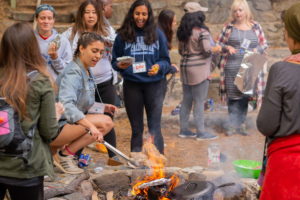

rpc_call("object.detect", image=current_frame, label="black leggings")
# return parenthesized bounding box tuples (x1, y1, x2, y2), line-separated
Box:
(0, 178, 43, 200)
(227, 95, 249, 128)
(123, 79, 166, 154)
(95, 79, 117, 158)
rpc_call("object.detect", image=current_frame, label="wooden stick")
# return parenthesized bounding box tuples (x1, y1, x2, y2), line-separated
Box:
(92, 191, 99, 200)
(106, 191, 114, 200)
(10, 0, 16, 8)
(33, 0, 42, 29)
(44, 172, 90, 199)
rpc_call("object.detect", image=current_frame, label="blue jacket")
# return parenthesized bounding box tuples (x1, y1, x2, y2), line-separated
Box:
(112, 28, 171, 83)
(56, 58, 95, 125)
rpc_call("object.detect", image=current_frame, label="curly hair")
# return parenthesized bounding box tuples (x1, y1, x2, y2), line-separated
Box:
(158, 9, 175, 50)
(116, 0, 157, 45)
(177, 11, 209, 43)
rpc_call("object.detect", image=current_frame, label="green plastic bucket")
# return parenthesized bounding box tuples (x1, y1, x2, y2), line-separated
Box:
(233, 159, 262, 179)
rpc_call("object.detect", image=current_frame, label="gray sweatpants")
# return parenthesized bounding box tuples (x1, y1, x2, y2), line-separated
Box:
(179, 80, 209, 133)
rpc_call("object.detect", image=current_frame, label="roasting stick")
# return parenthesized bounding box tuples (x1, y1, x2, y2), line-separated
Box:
(102, 141, 140, 168)
(79, 124, 140, 168)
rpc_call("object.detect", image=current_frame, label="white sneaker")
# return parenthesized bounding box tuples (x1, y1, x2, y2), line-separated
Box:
(54, 154, 84, 174)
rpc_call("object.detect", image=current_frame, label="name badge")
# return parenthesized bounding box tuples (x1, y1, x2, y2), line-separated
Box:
(87, 102, 105, 114)
(241, 39, 251, 50)
(132, 62, 146, 73)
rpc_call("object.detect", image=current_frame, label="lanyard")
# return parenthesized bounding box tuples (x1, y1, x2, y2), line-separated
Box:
(238, 29, 246, 47)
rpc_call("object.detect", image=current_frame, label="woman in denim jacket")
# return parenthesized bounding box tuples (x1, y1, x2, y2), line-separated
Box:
(51, 32, 115, 174)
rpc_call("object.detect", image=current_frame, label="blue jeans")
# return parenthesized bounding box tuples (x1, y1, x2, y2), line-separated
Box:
(123, 79, 166, 154)
(180, 80, 209, 133)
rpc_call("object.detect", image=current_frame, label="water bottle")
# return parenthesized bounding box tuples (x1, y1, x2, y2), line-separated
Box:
(207, 143, 221, 170)
(78, 154, 91, 168)
(208, 98, 214, 111)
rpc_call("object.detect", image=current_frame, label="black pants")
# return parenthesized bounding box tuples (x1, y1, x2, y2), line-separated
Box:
(123, 79, 166, 154)
(95, 78, 117, 158)
(0, 176, 43, 200)
(227, 95, 249, 128)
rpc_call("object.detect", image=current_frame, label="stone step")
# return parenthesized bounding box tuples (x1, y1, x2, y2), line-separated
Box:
(17, 0, 76, 6)
(54, 22, 73, 33)
(16, 2, 77, 11)
(6, 21, 73, 35)
(11, 8, 75, 23)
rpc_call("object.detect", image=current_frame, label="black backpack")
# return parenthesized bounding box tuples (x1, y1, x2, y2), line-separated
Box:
(0, 71, 39, 163)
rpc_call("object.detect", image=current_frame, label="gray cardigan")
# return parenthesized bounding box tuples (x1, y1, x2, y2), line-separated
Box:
(179, 28, 212, 86)
(257, 61, 300, 142)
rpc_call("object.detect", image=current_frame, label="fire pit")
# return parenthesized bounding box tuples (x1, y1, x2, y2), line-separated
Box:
(130, 139, 180, 200)
(89, 167, 259, 200)
(132, 175, 179, 200)
(90, 139, 256, 200)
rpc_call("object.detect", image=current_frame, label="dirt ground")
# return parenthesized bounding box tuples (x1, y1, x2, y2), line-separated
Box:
(87, 98, 265, 173)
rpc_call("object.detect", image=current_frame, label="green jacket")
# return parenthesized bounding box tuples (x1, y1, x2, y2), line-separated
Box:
(0, 73, 59, 179)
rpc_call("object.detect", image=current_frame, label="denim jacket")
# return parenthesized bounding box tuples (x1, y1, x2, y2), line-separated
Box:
(56, 58, 95, 125)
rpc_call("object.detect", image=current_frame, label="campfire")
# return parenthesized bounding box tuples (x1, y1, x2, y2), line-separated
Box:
(130, 137, 179, 200)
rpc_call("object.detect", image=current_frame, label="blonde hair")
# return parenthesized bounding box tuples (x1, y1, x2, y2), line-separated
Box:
(230, 0, 253, 24)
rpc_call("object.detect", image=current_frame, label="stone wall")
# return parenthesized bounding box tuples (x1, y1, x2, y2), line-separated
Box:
(1, 0, 299, 47)
(110, 0, 300, 48)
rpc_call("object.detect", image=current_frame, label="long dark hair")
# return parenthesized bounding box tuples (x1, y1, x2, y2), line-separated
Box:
(158, 9, 175, 49)
(0, 23, 50, 118)
(177, 11, 209, 43)
(117, 0, 157, 45)
(71, 0, 108, 41)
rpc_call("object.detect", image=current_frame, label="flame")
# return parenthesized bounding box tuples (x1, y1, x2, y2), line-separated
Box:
(131, 136, 179, 199)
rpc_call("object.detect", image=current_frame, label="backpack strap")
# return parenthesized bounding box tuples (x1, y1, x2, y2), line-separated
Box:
(27, 70, 39, 81)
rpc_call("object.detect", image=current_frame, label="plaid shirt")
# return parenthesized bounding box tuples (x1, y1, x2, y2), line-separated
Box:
(217, 21, 268, 103)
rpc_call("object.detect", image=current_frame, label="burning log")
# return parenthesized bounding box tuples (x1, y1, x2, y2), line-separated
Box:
(130, 135, 167, 168)
(131, 137, 179, 200)
(137, 178, 171, 189)
(134, 184, 169, 200)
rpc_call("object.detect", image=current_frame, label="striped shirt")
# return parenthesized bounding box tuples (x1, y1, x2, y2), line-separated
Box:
(225, 27, 258, 99)
(217, 21, 268, 102)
